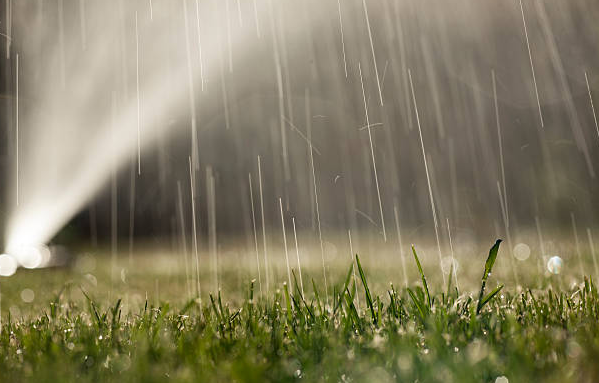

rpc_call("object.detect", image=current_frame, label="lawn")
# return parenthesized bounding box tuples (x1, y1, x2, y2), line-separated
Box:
(0, 240, 597, 382)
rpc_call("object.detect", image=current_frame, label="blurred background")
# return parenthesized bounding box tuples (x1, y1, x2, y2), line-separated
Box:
(0, 0, 598, 276)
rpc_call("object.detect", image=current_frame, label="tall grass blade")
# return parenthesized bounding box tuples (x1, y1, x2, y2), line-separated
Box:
(411, 245, 431, 308)
(355, 254, 377, 325)
(477, 239, 502, 314)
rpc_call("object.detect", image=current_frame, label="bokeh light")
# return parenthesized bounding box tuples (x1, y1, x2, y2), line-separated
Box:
(547, 256, 563, 275)
(513, 243, 531, 261)
(0, 254, 18, 277)
(20, 288, 35, 303)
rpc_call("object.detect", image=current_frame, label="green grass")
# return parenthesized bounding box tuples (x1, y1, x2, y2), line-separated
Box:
(1, 240, 599, 382)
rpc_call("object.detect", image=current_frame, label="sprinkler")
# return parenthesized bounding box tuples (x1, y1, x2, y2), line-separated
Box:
(0, 244, 69, 277)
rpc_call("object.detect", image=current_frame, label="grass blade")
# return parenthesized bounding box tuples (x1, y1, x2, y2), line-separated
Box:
(283, 283, 293, 322)
(477, 239, 502, 314)
(407, 287, 426, 320)
(344, 287, 362, 332)
(411, 245, 431, 308)
(355, 254, 377, 325)
(480, 284, 504, 310)
(334, 264, 354, 315)
(445, 262, 454, 303)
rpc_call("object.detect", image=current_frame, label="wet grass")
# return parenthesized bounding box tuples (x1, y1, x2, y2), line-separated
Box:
(1, 240, 599, 382)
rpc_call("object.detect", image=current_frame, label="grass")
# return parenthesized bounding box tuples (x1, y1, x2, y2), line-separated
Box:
(1, 240, 599, 382)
